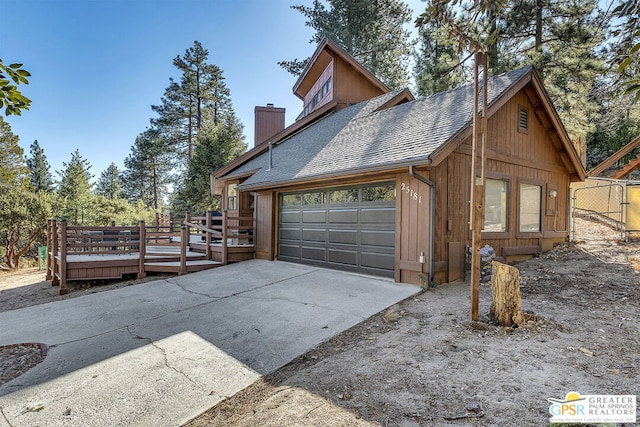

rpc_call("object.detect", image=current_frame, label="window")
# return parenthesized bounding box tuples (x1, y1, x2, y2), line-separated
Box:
(484, 179, 508, 232)
(303, 192, 325, 205)
(321, 78, 332, 98)
(227, 183, 237, 210)
(329, 188, 358, 204)
(518, 105, 529, 133)
(362, 184, 395, 202)
(281, 194, 301, 206)
(519, 183, 542, 232)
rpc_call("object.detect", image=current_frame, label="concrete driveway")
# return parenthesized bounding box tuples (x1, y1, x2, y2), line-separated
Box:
(0, 260, 418, 427)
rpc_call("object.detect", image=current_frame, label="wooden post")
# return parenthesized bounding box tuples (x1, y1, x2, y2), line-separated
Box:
(138, 220, 147, 279)
(222, 210, 228, 265)
(179, 225, 188, 275)
(205, 210, 212, 260)
(46, 220, 53, 280)
(59, 219, 68, 295)
(470, 50, 488, 321)
(51, 220, 59, 286)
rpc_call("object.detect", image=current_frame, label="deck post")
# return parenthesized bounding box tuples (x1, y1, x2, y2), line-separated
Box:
(205, 210, 212, 260)
(46, 220, 53, 280)
(222, 210, 228, 265)
(138, 220, 147, 279)
(51, 220, 59, 286)
(59, 219, 68, 295)
(179, 225, 188, 275)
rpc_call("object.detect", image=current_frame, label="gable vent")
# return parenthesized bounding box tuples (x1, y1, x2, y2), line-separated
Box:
(518, 106, 528, 132)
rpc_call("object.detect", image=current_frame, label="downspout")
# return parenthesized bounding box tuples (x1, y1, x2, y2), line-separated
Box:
(409, 165, 436, 287)
(268, 141, 273, 170)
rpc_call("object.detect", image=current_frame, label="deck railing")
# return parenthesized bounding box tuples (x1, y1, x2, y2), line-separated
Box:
(47, 211, 255, 294)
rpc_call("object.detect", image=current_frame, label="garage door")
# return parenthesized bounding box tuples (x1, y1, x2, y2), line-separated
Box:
(278, 183, 395, 277)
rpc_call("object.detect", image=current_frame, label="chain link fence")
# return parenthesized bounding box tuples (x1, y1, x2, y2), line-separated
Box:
(571, 181, 626, 242)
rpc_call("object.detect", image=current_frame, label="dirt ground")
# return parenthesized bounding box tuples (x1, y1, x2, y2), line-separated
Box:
(1, 217, 638, 426)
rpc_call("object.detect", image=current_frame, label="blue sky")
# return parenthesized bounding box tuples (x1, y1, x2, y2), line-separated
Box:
(1, 0, 426, 181)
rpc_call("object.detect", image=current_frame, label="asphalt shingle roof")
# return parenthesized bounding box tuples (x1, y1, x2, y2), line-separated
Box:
(228, 66, 533, 190)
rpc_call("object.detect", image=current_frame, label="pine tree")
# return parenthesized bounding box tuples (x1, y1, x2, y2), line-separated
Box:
(414, 22, 466, 96)
(176, 114, 246, 212)
(95, 162, 123, 199)
(281, 0, 413, 89)
(57, 149, 93, 224)
(152, 41, 234, 171)
(122, 128, 173, 209)
(26, 139, 53, 192)
(0, 117, 29, 189)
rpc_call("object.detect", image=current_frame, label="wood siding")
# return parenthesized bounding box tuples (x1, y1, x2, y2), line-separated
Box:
(254, 190, 275, 260)
(334, 56, 386, 109)
(395, 172, 431, 284)
(431, 89, 571, 283)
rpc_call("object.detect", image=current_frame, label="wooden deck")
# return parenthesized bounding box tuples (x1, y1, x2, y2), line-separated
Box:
(46, 212, 255, 295)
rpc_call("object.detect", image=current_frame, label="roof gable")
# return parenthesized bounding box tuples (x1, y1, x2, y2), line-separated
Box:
(293, 38, 390, 100)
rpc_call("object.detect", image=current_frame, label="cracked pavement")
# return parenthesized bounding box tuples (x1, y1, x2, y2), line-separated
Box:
(0, 260, 417, 427)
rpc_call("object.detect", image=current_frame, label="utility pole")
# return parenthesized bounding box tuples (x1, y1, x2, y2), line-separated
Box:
(470, 50, 488, 321)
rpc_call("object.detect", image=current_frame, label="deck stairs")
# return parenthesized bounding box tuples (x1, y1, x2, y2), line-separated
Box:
(143, 245, 222, 274)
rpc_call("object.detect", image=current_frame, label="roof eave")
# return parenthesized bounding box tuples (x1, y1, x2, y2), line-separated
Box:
(237, 158, 432, 192)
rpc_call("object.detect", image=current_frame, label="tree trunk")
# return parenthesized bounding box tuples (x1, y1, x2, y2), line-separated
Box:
(489, 261, 524, 326)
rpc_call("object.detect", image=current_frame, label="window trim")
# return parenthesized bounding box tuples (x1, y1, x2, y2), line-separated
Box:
(517, 178, 544, 238)
(481, 173, 511, 240)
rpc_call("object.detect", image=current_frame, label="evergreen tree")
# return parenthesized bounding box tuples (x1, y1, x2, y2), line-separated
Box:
(122, 128, 172, 209)
(95, 162, 123, 199)
(57, 149, 93, 224)
(0, 117, 29, 189)
(414, 22, 465, 96)
(152, 41, 234, 171)
(176, 114, 246, 212)
(26, 139, 53, 192)
(280, 0, 413, 89)
(586, 80, 640, 170)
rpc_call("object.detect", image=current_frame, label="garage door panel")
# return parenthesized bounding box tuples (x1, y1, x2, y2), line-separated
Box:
(361, 251, 395, 271)
(302, 229, 326, 242)
(360, 207, 395, 224)
(303, 210, 327, 223)
(302, 246, 326, 262)
(328, 229, 357, 245)
(280, 228, 301, 240)
(361, 230, 395, 247)
(280, 211, 301, 224)
(328, 209, 359, 224)
(328, 249, 357, 266)
(279, 244, 301, 259)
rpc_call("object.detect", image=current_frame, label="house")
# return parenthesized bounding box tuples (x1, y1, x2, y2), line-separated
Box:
(212, 39, 585, 285)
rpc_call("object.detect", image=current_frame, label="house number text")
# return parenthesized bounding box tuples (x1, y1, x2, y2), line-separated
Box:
(400, 182, 422, 203)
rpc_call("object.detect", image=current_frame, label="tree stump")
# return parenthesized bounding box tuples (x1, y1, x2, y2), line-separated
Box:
(489, 261, 524, 326)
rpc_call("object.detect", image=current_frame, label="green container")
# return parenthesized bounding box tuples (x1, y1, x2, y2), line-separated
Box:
(38, 246, 47, 270)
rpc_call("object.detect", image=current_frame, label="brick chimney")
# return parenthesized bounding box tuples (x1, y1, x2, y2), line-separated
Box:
(254, 103, 285, 147)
